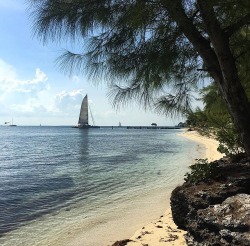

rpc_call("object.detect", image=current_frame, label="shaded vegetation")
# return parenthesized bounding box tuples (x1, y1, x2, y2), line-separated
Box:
(184, 159, 219, 184)
(185, 81, 247, 157)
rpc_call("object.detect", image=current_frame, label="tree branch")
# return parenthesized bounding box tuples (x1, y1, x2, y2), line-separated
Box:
(191, 9, 200, 21)
(160, 0, 220, 76)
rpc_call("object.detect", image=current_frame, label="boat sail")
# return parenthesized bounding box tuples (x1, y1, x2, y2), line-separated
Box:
(73, 94, 100, 128)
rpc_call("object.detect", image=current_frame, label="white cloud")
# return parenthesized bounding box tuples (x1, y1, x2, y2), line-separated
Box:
(23, 68, 48, 85)
(0, 59, 92, 124)
(0, 59, 52, 114)
(56, 89, 85, 100)
(0, 60, 48, 95)
(54, 89, 85, 113)
(11, 88, 82, 124)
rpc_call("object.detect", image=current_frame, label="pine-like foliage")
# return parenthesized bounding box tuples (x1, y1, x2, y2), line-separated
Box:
(29, 1, 250, 150)
(29, 0, 209, 114)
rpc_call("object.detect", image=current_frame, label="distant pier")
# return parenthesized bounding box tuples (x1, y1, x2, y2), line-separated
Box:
(126, 126, 181, 129)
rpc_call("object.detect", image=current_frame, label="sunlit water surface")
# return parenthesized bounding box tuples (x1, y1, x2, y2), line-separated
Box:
(0, 126, 204, 245)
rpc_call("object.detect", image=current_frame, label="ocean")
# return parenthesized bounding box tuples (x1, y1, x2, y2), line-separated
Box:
(0, 126, 204, 246)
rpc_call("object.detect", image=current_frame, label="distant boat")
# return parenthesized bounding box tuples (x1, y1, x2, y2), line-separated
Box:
(73, 94, 100, 129)
(10, 118, 17, 127)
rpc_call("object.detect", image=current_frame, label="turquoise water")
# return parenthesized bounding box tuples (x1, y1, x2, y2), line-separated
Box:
(0, 126, 203, 245)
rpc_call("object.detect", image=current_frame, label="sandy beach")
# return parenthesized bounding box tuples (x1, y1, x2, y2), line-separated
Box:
(180, 130, 224, 162)
(121, 130, 224, 246)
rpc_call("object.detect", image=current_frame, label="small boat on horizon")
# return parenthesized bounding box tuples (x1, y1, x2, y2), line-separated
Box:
(73, 94, 100, 129)
(7, 118, 17, 127)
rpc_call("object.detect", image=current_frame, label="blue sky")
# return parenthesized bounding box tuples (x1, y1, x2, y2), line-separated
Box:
(0, 1, 187, 126)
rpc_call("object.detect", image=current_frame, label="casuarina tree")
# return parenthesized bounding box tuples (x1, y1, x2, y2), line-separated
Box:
(29, 0, 250, 155)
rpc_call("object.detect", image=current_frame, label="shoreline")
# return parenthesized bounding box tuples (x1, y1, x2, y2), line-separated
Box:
(3, 130, 223, 246)
(180, 130, 224, 162)
(121, 130, 224, 246)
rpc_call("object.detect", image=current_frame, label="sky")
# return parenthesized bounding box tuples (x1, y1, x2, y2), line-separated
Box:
(0, 1, 188, 126)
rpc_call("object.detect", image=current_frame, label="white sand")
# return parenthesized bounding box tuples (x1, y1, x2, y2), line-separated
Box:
(123, 130, 224, 246)
(181, 130, 224, 162)
(126, 208, 186, 246)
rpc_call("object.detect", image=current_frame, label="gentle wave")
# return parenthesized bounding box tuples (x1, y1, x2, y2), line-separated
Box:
(0, 126, 203, 245)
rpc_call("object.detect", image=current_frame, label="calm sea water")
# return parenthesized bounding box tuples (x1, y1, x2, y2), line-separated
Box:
(0, 126, 203, 245)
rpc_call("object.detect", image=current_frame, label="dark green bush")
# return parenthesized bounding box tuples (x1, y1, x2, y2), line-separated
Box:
(184, 159, 218, 184)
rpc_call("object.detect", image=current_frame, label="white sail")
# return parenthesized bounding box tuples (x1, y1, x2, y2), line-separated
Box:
(78, 94, 89, 126)
(73, 94, 99, 128)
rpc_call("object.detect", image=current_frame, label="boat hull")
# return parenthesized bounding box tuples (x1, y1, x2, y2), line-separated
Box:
(72, 125, 100, 129)
(79, 125, 100, 129)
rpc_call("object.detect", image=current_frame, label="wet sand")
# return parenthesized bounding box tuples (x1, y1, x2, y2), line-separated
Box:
(123, 130, 224, 246)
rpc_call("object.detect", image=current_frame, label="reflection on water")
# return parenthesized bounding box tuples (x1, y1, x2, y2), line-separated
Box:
(78, 129, 90, 157)
(0, 126, 202, 244)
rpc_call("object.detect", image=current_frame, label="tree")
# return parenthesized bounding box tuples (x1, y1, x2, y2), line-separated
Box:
(29, 0, 250, 155)
(186, 86, 244, 157)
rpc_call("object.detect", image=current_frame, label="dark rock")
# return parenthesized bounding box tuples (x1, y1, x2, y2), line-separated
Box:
(156, 225, 163, 228)
(171, 155, 250, 245)
(111, 239, 133, 246)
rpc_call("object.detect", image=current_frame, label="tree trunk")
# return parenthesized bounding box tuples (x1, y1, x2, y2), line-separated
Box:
(197, 1, 250, 156)
(163, 0, 250, 156)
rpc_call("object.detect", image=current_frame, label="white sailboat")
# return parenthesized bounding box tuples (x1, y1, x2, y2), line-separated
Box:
(73, 94, 100, 129)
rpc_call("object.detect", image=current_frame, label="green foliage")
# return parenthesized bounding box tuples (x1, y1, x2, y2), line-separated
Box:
(186, 110, 244, 157)
(29, 0, 250, 154)
(185, 108, 209, 129)
(216, 128, 244, 157)
(185, 82, 245, 157)
(28, 0, 205, 114)
(184, 159, 218, 184)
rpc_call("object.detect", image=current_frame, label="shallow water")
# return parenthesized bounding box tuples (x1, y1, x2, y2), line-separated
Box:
(0, 126, 204, 245)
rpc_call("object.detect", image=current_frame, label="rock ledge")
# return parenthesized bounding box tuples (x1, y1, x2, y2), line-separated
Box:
(171, 155, 250, 245)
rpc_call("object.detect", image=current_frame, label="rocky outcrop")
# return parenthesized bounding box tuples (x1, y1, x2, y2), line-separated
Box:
(171, 155, 250, 245)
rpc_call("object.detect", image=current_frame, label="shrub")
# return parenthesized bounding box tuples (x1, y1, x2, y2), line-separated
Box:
(184, 159, 218, 184)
